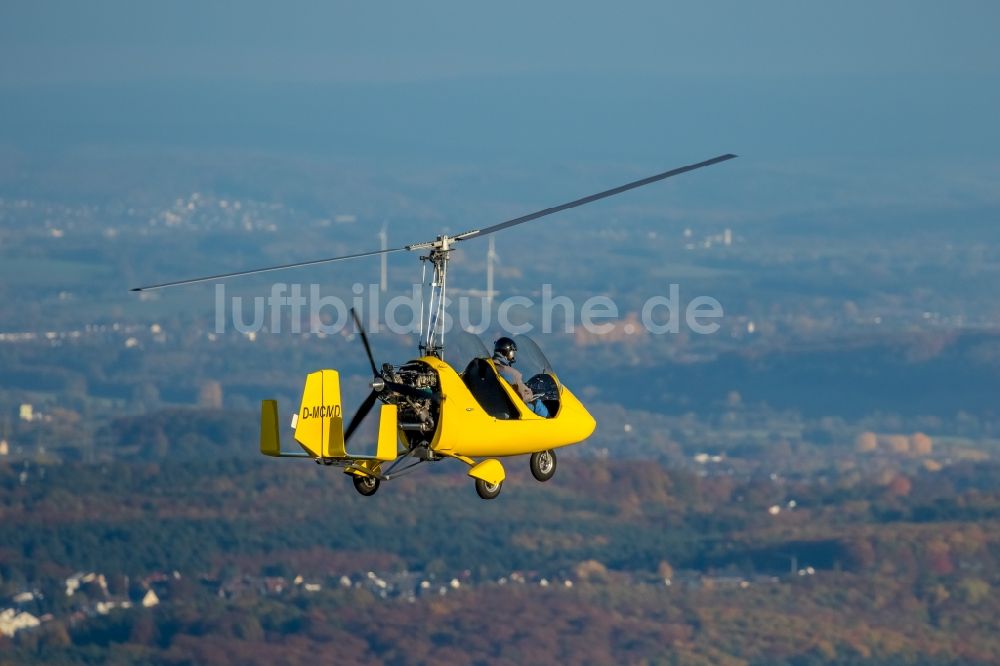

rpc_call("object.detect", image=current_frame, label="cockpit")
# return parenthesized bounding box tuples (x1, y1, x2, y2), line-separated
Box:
(447, 332, 561, 420)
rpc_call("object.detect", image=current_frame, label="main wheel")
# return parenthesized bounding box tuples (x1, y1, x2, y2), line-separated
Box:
(352, 474, 380, 496)
(530, 450, 557, 482)
(475, 478, 503, 500)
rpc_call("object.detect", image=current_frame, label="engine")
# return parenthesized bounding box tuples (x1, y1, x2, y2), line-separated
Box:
(381, 361, 440, 444)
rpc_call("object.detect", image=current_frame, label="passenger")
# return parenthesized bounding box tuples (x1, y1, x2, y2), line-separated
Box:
(492, 337, 549, 417)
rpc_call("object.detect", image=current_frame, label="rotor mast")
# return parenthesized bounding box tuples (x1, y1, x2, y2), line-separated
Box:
(409, 234, 462, 358)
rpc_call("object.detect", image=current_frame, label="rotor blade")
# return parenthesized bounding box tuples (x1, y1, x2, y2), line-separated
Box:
(130, 246, 407, 291)
(350, 308, 379, 377)
(132, 154, 735, 290)
(450, 154, 737, 243)
(344, 390, 379, 443)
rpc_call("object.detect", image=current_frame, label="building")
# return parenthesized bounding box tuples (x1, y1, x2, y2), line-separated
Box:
(0, 608, 41, 637)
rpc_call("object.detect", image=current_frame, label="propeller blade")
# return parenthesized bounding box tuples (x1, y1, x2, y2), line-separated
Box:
(344, 390, 379, 443)
(445, 154, 737, 244)
(130, 246, 406, 291)
(350, 308, 379, 377)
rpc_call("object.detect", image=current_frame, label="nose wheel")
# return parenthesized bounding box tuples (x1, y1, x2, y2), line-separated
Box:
(352, 474, 380, 496)
(530, 450, 557, 482)
(475, 478, 503, 500)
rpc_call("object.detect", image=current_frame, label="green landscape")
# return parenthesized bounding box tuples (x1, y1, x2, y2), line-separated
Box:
(2, 453, 998, 664)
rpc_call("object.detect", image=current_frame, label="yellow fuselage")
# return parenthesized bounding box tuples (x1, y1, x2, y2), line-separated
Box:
(417, 356, 596, 458)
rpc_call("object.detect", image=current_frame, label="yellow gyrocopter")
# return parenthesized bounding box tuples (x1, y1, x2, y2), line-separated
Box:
(132, 154, 735, 499)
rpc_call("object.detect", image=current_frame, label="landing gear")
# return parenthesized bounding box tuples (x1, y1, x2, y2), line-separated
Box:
(475, 478, 503, 500)
(530, 450, 557, 482)
(352, 474, 380, 496)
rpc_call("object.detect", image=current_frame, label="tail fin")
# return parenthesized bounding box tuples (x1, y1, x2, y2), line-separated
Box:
(293, 370, 346, 458)
(261, 369, 398, 462)
(260, 399, 282, 456)
(375, 404, 399, 461)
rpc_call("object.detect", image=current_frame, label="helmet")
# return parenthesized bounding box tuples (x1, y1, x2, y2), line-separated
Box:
(494, 337, 517, 363)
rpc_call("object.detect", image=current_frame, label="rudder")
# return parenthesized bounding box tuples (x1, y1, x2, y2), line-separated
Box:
(293, 370, 347, 458)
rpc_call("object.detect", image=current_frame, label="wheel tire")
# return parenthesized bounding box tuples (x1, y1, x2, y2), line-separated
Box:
(352, 474, 380, 497)
(475, 478, 502, 500)
(530, 449, 557, 482)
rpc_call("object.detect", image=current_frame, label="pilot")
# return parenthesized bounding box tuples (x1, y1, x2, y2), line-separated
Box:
(493, 337, 549, 417)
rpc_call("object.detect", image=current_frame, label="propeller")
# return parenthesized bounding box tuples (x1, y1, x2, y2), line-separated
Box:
(129, 154, 736, 291)
(342, 308, 440, 443)
(344, 389, 379, 444)
(352, 308, 379, 377)
(343, 308, 383, 443)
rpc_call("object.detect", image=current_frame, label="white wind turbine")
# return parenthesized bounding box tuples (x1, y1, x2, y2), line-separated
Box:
(378, 222, 388, 293)
(486, 235, 499, 308)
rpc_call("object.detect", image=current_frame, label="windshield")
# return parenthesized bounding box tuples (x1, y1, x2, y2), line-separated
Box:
(513, 335, 558, 382)
(444, 331, 490, 371)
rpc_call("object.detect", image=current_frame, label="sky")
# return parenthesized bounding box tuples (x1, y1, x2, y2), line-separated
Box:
(2, 1, 999, 84)
(1, 2, 998, 171)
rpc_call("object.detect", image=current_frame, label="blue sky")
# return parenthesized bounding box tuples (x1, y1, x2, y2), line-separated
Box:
(1, 2, 998, 177)
(2, 1, 999, 84)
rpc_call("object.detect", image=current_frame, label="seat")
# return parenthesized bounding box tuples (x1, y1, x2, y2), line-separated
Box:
(461, 358, 520, 420)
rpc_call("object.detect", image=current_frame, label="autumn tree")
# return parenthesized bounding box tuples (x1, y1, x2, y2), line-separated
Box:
(910, 432, 933, 456)
(854, 431, 877, 453)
